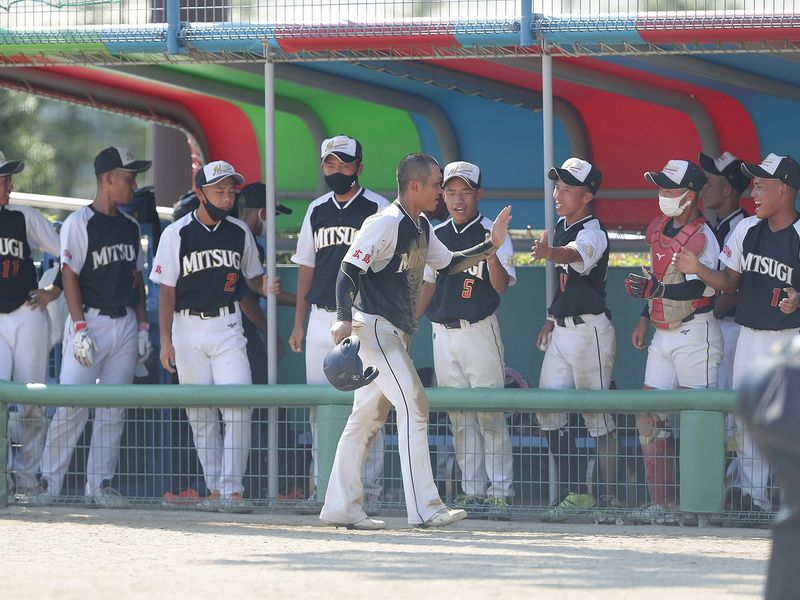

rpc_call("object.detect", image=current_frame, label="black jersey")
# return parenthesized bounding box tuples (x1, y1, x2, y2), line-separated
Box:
(547, 215, 610, 318)
(425, 214, 516, 323)
(713, 208, 748, 319)
(721, 215, 800, 331)
(291, 188, 388, 309)
(60, 205, 143, 309)
(149, 211, 263, 311)
(0, 205, 60, 313)
(344, 202, 453, 334)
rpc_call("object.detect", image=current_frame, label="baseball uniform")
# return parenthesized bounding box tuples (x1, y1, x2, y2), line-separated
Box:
(1, 202, 60, 491)
(40, 205, 144, 498)
(424, 213, 516, 506)
(720, 214, 800, 512)
(291, 186, 388, 500)
(150, 206, 263, 501)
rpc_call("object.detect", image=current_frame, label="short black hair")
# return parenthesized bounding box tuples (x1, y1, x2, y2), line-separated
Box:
(397, 153, 439, 194)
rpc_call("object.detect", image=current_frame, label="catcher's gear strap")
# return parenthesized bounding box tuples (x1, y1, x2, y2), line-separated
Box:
(335, 261, 361, 323)
(441, 239, 496, 276)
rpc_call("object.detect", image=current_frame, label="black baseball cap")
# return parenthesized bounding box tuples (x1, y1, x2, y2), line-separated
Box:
(320, 135, 362, 164)
(94, 146, 151, 176)
(698, 151, 750, 194)
(644, 160, 707, 191)
(195, 160, 245, 188)
(741, 153, 800, 189)
(548, 157, 602, 194)
(0, 151, 24, 176)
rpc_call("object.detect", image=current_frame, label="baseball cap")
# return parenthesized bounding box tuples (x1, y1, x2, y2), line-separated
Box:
(698, 151, 750, 194)
(194, 160, 245, 188)
(0, 151, 24, 176)
(644, 160, 706, 191)
(741, 153, 800, 189)
(443, 161, 481, 189)
(94, 146, 151, 176)
(320, 135, 362, 164)
(548, 157, 601, 194)
(238, 181, 293, 215)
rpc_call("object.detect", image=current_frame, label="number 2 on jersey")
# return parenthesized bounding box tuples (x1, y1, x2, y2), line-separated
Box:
(224, 272, 239, 293)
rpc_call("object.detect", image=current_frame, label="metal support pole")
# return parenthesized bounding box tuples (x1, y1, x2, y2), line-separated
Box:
(520, 0, 533, 47)
(166, 0, 179, 54)
(0, 403, 8, 507)
(264, 61, 279, 500)
(542, 49, 555, 308)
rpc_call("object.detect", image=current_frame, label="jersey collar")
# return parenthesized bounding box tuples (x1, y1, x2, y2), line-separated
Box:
(330, 187, 364, 211)
(450, 212, 482, 234)
(191, 209, 222, 232)
(395, 200, 424, 233)
(717, 207, 745, 228)
(560, 214, 593, 231)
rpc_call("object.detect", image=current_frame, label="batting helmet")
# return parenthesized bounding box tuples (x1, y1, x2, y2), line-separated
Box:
(323, 336, 379, 392)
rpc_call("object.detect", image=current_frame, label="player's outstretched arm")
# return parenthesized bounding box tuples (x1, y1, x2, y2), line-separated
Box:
(673, 248, 740, 293)
(158, 284, 177, 374)
(330, 261, 360, 344)
(529, 230, 582, 265)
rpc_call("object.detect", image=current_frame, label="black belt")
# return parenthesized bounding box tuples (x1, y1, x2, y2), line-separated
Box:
(555, 316, 585, 327)
(84, 305, 128, 319)
(313, 305, 337, 313)
(180, 303, 236, 319)
(440, 318, 481, 329)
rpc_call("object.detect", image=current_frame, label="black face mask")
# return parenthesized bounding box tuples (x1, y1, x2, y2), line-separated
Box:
(325, 172, 358, 196)
(202, 197, 230, 222)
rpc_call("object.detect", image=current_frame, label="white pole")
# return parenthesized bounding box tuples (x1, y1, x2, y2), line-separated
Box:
(542, 49, 555, 308)
(264, 60, 279, 500)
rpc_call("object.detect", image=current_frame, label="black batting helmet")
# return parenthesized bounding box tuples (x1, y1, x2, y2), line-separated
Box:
(323, 336, 379, 392)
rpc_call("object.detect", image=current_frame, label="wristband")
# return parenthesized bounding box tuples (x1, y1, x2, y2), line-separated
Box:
(546, 315, 555, 323)
(74, 320, 88, 332)
(138, 322, 150, 332)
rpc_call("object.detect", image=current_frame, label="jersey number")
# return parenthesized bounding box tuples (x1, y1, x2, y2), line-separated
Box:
(0, 258, 20, 279)
(224, 273, 239, 293)
(771, 287, 783, 307)
(559, 272, 568, 293)
(461, 278, 474, 299)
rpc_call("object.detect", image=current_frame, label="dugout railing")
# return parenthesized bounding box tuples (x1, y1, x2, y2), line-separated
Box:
(2, 381, 777, 525)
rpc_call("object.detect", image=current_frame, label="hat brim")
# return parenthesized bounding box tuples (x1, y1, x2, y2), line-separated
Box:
(697, 152, 721, 176)
(443, 174, 480, 190)
(321, 151, 359, 164)
(0, 160, 24, 176)
(644, 171, 686, 190)
(548, 167, 586, 187)
(741, 162, 775, 180)
(200, 172, 245, 187)
(118, 160, 152, 174)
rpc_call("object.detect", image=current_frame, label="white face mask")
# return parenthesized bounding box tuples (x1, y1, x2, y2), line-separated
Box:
(658, 189, 692, 217)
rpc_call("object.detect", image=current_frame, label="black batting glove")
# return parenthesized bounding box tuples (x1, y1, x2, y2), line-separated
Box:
(624, 266, 665, 299)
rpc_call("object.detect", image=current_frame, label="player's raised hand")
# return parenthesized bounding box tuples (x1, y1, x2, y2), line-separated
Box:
(330, 320, 352, 345)
(529, 230, 552, 263)
(672, 248, 701, 274)
(490, 205, 512, 247)
(624, 266, 665, 299)
(160, 338, 177, 374)
(289, 324, 305, 353)
(779, 287, 799, 314)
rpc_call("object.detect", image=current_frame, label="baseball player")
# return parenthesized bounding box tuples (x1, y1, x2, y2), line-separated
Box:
(319, 152, 512, 530)
(415, 160, 516, 521)
(624, 159, 723, 523)
(151, 161, 278, 513)
(289, 136, 388, 509)
(674, 153, 800, 517)
(38, 146, 152, 506)
(529, 158, 620, 523)
(0, 151, 62, 494)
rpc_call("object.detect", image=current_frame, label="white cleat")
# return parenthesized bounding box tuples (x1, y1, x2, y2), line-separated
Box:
(420, 508, 468, 528)
(342, 517, 387, 531)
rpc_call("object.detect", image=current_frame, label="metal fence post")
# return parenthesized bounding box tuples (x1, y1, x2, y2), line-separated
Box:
(679, 410, 725, 514)
(314, 405, 351, 501)
(0, 403, 8, 507)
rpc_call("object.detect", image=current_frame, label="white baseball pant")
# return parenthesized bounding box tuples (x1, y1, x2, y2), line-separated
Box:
(173, 308, 252, 497)
(730, 326, 799, 512)
(40, 309, 137, 497)
(432, 313, 513, 499)
(1, 302, 51, 489)
(537, 313, 616, 437)
(306, 305, 384, 499)
(321, 311, 446, 526)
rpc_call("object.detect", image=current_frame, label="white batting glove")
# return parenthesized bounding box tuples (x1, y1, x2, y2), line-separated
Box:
(137, 328, 152, 364)
(73, 324, 99, 368)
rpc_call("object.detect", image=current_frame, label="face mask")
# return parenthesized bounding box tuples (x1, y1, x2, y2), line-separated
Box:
(658, 189, 691, 217)
(203, 197, 230, 222)
(325, 172, 358, 195)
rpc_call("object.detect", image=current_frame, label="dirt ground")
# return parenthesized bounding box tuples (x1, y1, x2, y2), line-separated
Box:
(0, 506, 770, 599)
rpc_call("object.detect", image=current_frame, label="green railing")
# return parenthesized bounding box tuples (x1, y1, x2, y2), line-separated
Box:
(0, 381, 736, 515)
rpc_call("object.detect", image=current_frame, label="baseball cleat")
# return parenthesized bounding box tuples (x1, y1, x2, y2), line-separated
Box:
(419, 507, 468, 528)
(218, 493, 255, 514)
(196, 490, 222, 512)
(162, 488, 200, 508)
(91, 484, 128, 509)
(454, 495, 486, 519)
(593, 495, 623, 525)
(541, 492, 596, 523)
(484, 496, 512, 521)
(628, 503, 678, 525)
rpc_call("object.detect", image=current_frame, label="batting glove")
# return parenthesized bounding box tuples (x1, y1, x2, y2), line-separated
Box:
(624, 266, 665, 300)
(137, 327, 152, 364)
(73, 325, 99, 368)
